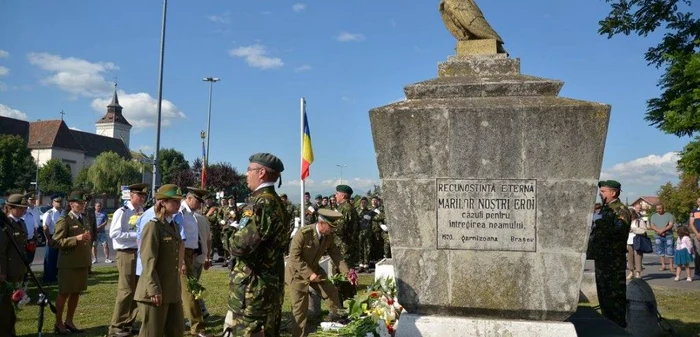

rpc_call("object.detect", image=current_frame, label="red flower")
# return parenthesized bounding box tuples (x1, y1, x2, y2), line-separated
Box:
(388, 324, 394, 334)
(369, 291, 379, 298)
(11, 289, 24, 303)
(387, 298, 394, 305)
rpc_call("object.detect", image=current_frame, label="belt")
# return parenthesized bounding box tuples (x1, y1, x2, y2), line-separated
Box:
(117, 248, 137, 253)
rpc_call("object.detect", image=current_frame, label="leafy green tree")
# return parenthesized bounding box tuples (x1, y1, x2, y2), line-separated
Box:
(73, 166, 93, 192)
(88, 152, 142, 196)
(38, 158, 72, 196)
(657, 172, 700, 224)
(158, 148, 189, 184)
(0, 135, 37, 193)
(599, 0, 700, 174)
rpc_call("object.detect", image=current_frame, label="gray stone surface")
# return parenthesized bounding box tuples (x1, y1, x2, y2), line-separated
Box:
(394, 313, 578, 337)
(625, 279, 663, 337)
(369, 53, 611, 330)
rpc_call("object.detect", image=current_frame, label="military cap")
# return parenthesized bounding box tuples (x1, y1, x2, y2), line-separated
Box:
(227, 195, 234, 200)
(67, 191, 87, 202)
(186, 187, 208, 202)
(315, 194, 323, 200)
(128, 183, 150, 195)
(336, 184, 353, 196)
(317, 209, 343, 227)
(598, 180, 622, 190)
(249, 153, 285, 173)
(155, 184, 184, 200)
(27, 195, 36, 200)
(50, 194, 63, 202)
(6, 194, 29, 208)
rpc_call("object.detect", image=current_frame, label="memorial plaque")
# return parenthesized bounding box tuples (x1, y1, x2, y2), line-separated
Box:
(436, 179, 537, 251)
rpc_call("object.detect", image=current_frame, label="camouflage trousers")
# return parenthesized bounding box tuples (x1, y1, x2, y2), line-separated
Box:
(594, 256, 627, 327)
(383, 232, 391, 259)
(211, 224, 224, 257)
(223, 303, 282, 337)
(359, 228, 374, 266)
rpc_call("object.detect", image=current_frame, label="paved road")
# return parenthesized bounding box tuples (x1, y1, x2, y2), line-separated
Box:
(584, 253, 699, 290)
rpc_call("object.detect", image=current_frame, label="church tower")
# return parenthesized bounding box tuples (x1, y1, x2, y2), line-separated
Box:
(96, 84, 132, 148)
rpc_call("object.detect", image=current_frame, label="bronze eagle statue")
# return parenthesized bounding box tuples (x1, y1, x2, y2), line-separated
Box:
(439, 0, 507, 54)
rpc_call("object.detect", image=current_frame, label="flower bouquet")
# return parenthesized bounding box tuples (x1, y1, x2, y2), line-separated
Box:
(2, 281, 28, 310)
(330, 273, 357, 304)
(186, 276, 207, 300)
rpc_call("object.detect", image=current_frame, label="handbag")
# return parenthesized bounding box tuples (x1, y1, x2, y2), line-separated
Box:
(633, 234, 653, 253)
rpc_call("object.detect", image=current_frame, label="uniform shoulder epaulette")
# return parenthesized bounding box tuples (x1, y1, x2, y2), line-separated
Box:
(301, 226, 314, 234)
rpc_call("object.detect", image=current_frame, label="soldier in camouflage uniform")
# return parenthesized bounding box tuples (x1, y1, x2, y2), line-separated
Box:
(371, 197, 389, 259)
(357, 197, 375, 271)
(280, 194, 297, 220)
(203, 195, 224, 263)
(225, 153, 292, 337)
(302, 192, 314, 226)
(333, 185, 360, 268)
(590, 180, 631, 328)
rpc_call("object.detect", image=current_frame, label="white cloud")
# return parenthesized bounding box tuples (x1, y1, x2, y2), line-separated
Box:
(341, 96, 351, 102)
(0, 66, 8, 76)
(207, 12, 231, 24)
(229, 44, 284, 70)
(0, 103, 28, 120)
(600, 152, 680, 197)
(27, 52, 117, 97)
(294, 64, 312, 72)
(336, 32, 366, 42)
(0, 50, 8, 58)
(292, 3, 306, 12)
(91, 90, 185, 129)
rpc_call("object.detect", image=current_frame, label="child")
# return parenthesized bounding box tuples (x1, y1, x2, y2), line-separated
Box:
(673, 226, 694, 282)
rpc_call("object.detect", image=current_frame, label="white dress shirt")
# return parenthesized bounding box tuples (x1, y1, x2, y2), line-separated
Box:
(43, 207, 63, 235)
(109, 201, 143, 250)
(180, 201, 200, 250)
(22, 206, 41, 239)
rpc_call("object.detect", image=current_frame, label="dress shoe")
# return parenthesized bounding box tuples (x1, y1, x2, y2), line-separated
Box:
(53, 324, 71, 335)
(65, 322, 84, 333)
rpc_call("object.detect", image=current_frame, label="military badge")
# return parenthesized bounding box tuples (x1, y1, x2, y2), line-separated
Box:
(243, 209, 254, 218)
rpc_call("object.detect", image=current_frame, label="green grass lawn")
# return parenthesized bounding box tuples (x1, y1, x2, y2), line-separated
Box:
(14, 267, 700, 337)
(14, 267, 374, 337)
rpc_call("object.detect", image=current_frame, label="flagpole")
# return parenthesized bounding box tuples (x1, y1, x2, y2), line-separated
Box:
(300, 97, 306, 227)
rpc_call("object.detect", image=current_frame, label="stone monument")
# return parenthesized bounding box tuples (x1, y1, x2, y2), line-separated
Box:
(368, 1, 611, 336)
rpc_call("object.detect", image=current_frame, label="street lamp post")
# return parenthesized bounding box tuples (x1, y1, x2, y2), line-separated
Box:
(200, 130, 206, 188)
(202, 77, 220, 169)
(336, 164, 347, 184)
(152, 0, 168, 197)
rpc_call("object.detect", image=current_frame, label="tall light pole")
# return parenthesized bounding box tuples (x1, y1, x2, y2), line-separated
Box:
(152, 0, 168, 197)
(336, 164, 347, 184)
(202, 77, 220, 170)
(200, 130, 206, 188)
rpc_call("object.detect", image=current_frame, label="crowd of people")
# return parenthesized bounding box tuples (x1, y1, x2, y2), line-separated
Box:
(0, 152, 390, 337)
(589, 181, 699, 329)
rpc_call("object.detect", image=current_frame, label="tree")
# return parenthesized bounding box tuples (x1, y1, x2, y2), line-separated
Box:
(73, 166, 93, 192)
(0, 135, 37, 193)
(88, 152, 141, 196)
(207, 162, 249, 201)
(170, 168, 195, 188)
(599, 0, 700, 174)
(657, 172, 700, 224)
(158, 148, 189, 185)
(38, 158, 72, 196)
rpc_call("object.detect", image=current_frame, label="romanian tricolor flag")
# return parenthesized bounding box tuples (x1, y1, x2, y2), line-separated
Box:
(301, 107, 314, 180)
(201, 142, 207, 188)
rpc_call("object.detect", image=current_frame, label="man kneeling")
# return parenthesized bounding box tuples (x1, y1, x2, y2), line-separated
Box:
(286, 209, 350, 337)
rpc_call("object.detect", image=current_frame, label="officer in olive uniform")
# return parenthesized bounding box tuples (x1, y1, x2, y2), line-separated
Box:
(225, 153, 292, 337)
(203, 195, 223, 263)
(286, 209, 349, 337)
(590, 180, 631, 328)
(334, 185, 360, 268)
(53, 191, 93, 334)
(109, 183, 149, 337)
(134, 184, 185, 337)
(0, 194, 29, 336)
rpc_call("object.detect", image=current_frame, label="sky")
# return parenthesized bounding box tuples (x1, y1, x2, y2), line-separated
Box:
(0, 0, 693, 203)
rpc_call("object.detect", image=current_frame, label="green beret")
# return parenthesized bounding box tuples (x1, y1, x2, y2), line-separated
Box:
(68, 191, 87, 202)
(6, 194, 29, 208)
(186, 187, 207, 202)
(598, 180, 622, 190)
(128, 183, 150, 195)
(315, 194, 323, 200)
(249, 153, 284, 173)
(336, 184, 353, 196)
(317, 209, 343, 227)
(155, 184, 184, 200)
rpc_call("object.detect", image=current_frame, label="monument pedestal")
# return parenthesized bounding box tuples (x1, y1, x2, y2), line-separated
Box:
(370, 53, 611, 335)
(395, 313, 577, 337)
